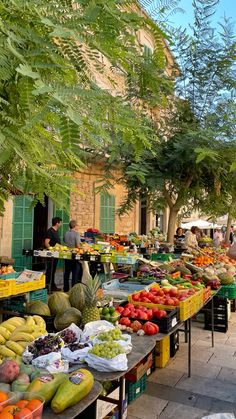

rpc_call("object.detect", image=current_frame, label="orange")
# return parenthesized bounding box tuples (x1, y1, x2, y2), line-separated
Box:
(26, 400, 43, 417)
(0, 393, 8, 404)
(15, 402, 28, 410)
(0, 412, 14, 419)
(14, 408, 33, 419)
(2, 406, 17, 415)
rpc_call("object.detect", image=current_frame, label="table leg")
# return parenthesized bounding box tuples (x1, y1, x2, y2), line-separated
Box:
(118, 376, 124, 419)
(184, 321, 188, 343)
(211, 296, 214, 348)
(188, 318, 191, 378)
(49, 257, 53, 294)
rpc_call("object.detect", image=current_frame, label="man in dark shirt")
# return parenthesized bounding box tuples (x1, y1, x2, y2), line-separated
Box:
(44, 217, 62, 292)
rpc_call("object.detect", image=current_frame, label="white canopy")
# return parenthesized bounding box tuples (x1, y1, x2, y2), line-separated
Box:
(181, 219, 222, 230)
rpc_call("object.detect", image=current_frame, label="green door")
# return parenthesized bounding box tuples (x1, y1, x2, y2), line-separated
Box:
(12, 196, 34, 269)
(54, 203, 70, 267)
(100, 193, 115, 233)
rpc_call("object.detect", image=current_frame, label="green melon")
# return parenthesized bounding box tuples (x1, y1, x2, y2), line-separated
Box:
(48, 292, 71, 315)
(69, 283, 85, 312)
(54, 308, 82, 331)
(25, 301, 51, 316)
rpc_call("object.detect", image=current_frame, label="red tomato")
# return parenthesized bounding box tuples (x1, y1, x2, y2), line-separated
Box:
(149, 287, 158, 293)
(143, 322, 159, 335)
(130, 321, 143, 332)
(132, 293, 140, 301)
(125, 303, 134, 310)
(156, 289, 164, 297)
(146, 309, 153, 320)
(139, 312, 148, 320)
(140, 291, 148, 298)
(119, 317, 131, 326)
(169, 288, 178, 297)
(122, 308, 131, 317)
(116, 306, 124, 314)
(165, 298, 175, 306)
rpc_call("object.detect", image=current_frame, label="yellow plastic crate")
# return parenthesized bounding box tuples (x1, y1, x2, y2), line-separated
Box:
(155, 336, 170, 368)
(128, 283, 203, 321)
(0, 280, 14, 298)
(12, 275, 46, 296)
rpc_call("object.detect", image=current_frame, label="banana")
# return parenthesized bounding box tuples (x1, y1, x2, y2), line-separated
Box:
(0, 327, 11, 340)
(0, 345, 16, 358)
(11, 332, 34, 342)
(25, 316, 35, 327)
(10, 326, 35, 338)
(6, 341, 24, 356)
(0, 322, 16, 333)
(33, 315, 46, 328)
(4, 317, 25, 327)
(32, 331, 45, 339)
(0, 334, 6, 344)
(17, 341, 29, 349)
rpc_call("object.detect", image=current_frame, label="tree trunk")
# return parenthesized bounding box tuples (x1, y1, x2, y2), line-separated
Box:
(167, 207, 179, 243)
(225, 212, 232, 244)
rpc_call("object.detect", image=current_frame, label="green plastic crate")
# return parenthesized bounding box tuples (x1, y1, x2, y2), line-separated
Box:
(126, 374, 147, 404)
(151, 253, 174, 262)
(29, 288, 47, 303)
(3, 288, 47, 312)
(217, 284, 236, 299)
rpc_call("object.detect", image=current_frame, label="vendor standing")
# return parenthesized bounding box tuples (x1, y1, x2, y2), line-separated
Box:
(184, 226, 199, 252)
(63, 220, 82, 292)
(44, 217, 62, 292)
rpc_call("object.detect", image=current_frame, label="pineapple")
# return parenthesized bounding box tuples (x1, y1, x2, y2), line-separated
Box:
(82, 275, 101, 324)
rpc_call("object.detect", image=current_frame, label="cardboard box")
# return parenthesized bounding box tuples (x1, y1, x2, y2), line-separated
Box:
(125, 352, 153, 382)
(96, 381, 126, 419)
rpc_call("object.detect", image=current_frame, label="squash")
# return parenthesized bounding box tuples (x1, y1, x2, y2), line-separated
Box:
(48, 292, 71, 315)
(25, 301, 51, 316)
(27, 372, 67, 403)
(54, 308, 82, 331)
(69, 283, 85, 312)
(51, 369, 94, 413)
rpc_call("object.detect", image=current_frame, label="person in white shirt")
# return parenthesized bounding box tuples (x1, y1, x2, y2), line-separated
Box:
(184, 226, 199, 251)
(213, 229, 223, 247)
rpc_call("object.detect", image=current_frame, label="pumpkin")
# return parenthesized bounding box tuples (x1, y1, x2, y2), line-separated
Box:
(48, 292, 71, 315)
(69, 283, 85, 312)
(54, 308, 82, 331)
(25, 301, 51, 316)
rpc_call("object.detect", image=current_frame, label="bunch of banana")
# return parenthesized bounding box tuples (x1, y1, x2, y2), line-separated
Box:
(0, 315, 47, 358)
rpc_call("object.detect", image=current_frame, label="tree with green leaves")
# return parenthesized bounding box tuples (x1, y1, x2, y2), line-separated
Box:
(0, 0, 172, 213)
(116, 0, 236, 242)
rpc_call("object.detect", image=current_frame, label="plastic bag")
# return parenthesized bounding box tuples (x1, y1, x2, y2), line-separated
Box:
(31, 352, 69, 373)
(85, 352, 128, 372)
(59, 323, 82, 343)
(61, 344, 92, 363)
(202, 414, 236, 419)
(80, 320, 114, 343)
(93, 334, 132, 354)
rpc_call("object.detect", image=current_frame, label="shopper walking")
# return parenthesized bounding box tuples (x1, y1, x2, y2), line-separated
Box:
(44, 217, 62, 291)
(63, 220, 82, 292)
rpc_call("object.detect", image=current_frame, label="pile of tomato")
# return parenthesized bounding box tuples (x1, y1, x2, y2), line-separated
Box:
(0, 391, 43, 419)
(130, 286, 196, 306)
(117, 303, 167, 321)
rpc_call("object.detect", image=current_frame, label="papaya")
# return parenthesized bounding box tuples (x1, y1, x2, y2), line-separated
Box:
(51, 369, 94, 413)
(27, 372, 67, 403)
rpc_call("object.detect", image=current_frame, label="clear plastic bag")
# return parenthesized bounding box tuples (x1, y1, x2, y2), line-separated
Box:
(202, 414, 236, 419)
(93, 334, 132, 354)
(80, 320, 114, 343)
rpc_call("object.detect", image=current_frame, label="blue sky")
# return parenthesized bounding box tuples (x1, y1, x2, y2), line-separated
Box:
(170, 0, 236, 31)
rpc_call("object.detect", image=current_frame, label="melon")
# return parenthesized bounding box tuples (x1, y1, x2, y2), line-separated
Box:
(69, 283, 85, 312)
(218, 273, 234, 285)
(25, 301, 51, 316)
(48, 292, 71, 315)
(54, 308, 82, 331)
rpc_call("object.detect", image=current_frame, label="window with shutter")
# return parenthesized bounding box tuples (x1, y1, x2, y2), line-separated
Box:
(100, 193, 115, 233)
(12, 196, 34, 269)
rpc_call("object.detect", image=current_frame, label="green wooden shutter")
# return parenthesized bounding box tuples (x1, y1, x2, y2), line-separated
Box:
(143, 45, 152, 60)
(12, 196, 34, 269)
(100, 194, 115, 233)
(54, 201, 70, 268)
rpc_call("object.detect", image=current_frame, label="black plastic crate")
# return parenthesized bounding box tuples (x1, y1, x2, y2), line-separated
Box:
(170, 331, 179, 357)
(231, 299, 236, 312)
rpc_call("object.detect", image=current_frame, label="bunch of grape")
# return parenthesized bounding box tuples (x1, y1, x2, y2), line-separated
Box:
(28, 334, 62, 358)
(89, 342, 124, 359)
(98, 328, 122, 342)
(59, 329, 77, 344)
(68, 342, 89, 352)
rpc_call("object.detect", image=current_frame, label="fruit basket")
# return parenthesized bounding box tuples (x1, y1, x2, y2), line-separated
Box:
(128, 283, 203, 321)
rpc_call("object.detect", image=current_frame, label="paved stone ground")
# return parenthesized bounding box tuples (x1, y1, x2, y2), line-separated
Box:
(128, 312, 236, 419)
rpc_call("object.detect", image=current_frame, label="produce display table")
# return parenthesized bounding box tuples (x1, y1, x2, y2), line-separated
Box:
(43, 381, 102, 419)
